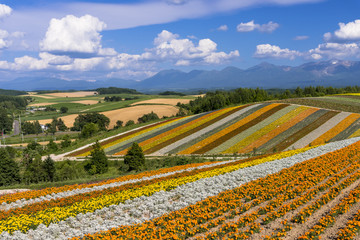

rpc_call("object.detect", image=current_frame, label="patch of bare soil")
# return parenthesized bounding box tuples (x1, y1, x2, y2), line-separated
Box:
(45, 91, 97, 98)
(28, 102, 55, 107)
(131, 98, 191, 106)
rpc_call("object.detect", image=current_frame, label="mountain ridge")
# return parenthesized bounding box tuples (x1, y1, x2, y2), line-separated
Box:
(2, 60, 360, 91)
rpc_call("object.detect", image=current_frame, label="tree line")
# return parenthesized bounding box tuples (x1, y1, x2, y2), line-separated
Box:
(177, 85, 360, 114)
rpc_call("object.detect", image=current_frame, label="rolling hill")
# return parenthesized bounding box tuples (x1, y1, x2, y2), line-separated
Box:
(67, 102, 360, 157)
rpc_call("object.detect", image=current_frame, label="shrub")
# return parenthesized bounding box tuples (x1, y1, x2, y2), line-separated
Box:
(125, 120, 135, 127)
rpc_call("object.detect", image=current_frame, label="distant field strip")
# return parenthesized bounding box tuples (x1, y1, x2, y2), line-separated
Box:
(66, 103, 360, 156)
(286, 111, 350, 150)
(311, 113, 360, 146)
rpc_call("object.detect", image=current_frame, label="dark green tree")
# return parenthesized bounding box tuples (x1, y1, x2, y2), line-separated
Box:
(43, 155, 56, 182)
(125, 120, 135, 127)
(46, 139, 58, 153)
(81, 123, 99, 138)
(60, 106, 68, 114)
(124, 142, 145, 171)
(34, 120, 42, 135)
(138, 112, 159, 123)
(57, 118, 68, 131)
(0, 148, 20, 186)
(22, 121, 36, 135)
(22, 150, 46, 184)
(61, 134, 72, 148)
(0, 108, 12, 134)
(114, 120, 123, 129)
(72, 113, 110, 131)
(85, 141, 108, 175)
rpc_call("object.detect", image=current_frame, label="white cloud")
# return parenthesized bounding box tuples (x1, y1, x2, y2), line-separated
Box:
(146, 30, 239, 64)
(254, 44, 301, 59)
(56, 57, 105, 71)
(217, 25, 228, 31)
(324, 19, 360, 42)
(237, 20, 279, 33)
(166, 0, 188, 5)
(308, 42, 360, 59)
(294, 35, 309, 40)
(40, 15, 107, 57)
(0, 29, 239, 79)
(13, 56, 48, 70)
(107, 70, 156, 80)
(39, 52, 73, 65)
(0, 4, 12, 19)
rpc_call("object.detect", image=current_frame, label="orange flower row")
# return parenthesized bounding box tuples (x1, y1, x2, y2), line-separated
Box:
(72, 139, 360, 240)
(237, 107, 317, 154)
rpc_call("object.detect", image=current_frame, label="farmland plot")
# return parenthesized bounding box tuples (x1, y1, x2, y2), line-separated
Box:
(67, 103, 360, 157)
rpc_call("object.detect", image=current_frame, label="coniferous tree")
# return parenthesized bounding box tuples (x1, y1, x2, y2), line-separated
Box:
(124, 142, 145, 171)
(43, 155, 56, 182)
(85, 141, 108, 175)
(0, 148, 20, 186)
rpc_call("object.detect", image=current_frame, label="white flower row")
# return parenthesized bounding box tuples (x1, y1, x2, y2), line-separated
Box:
(0, 159, 235, 211)
(2, 137, 359, 240)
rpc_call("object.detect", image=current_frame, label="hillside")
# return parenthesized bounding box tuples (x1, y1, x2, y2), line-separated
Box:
(67, 102, 360, 157)
(2, 138, 360, 239)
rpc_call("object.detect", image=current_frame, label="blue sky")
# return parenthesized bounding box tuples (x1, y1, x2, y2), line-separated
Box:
(0, 0, 359, 82)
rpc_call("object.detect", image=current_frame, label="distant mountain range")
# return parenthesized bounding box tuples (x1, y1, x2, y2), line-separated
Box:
(2, 60, 360, 91)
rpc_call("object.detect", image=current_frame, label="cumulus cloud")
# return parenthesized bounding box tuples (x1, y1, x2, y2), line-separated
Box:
(254, 44, 301, 59)
(324, 19, 360, 42)
(308, 42, 360, 60)
(294, 35, 309, 40)
(40, 15, 107, 57)
(144, 30, 239, 65)
(0, 4, 12, 19)
(237, 20, 279, 33)
(217, 25, 228, 31)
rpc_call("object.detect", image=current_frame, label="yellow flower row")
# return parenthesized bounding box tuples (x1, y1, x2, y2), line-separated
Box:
(222, 105, 308, 154)
(139, 106, 239, 152)
(76, 117, 187, 157)
(180, 103, 282, 154)
(0, 146, 312, 234)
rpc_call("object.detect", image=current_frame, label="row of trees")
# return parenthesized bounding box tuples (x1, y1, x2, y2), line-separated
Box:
(178, 85, 360, 114)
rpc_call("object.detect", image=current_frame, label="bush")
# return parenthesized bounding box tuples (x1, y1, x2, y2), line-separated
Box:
(125, 120, 135, 127)
(60, 106, 68, 113)
(124, 142, 145, 172)
(138, 112, 159, 123)
(85, 141, 108, 175)
(114, 120, 123, 129)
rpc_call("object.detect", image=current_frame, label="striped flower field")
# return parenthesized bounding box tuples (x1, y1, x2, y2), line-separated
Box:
(2, 138, 360, 239)
(67, 103, 360, 157)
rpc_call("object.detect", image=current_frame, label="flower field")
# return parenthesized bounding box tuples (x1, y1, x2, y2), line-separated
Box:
(2, 137, 360, 239)
(67, 103, 360, 156)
